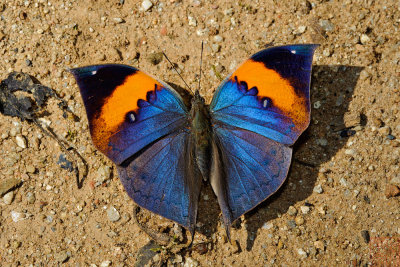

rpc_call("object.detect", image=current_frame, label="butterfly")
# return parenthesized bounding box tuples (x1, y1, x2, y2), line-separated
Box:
(71, 44, 318, 239)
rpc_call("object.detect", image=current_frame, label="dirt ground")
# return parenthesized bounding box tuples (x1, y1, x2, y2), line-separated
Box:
(1, 0, 400, 266)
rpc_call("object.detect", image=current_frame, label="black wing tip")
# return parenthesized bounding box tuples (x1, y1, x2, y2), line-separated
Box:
(253, 44, 319, 59)
(69, 64, 139, 79)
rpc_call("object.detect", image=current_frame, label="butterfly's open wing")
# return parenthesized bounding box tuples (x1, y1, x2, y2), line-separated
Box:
(119, 130, 201, 233)
(210, 44, 318, 145)
(71, 64, 188, 165)
(72, 65, 201, 232)
(210, 126, 292, 238)
(209, 45, 318, 232)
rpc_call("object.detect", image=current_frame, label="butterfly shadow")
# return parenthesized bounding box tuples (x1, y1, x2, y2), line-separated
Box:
(238, 65, 365, 251)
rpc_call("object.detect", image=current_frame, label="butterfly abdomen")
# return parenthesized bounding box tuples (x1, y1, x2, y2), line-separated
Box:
(190, 91, 212, 180)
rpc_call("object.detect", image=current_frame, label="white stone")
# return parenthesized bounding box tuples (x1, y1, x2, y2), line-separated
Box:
(300, 206, 310, 214)
(141, 0, 153, 11)
(11, 211, 26, 222)
(297, 248, 308, 258)
(113, 17, 124, 23)
(339, 177, 348, 187)
(188, 15, 197, 26)
(313, 101, 321, 109)
(3, 191, 14, 204)
(213, 35, 223, 42)
(297, 25, 306, 33)
(313, 184, 323, 194)
(360, 34, 370, 44)
(107, 206, 120, 222)
(15, 135, 27, 148)
(262, 221, 274, 230)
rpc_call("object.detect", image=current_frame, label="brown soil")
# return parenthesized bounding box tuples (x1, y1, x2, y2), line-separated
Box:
(1, 0, 400, 266)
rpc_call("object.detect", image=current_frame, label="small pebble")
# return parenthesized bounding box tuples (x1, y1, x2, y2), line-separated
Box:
(212, 44, 221, 53)
(313, 184, 323, 194)
(11, 211, 26, 222)
(26, 165, 36, 173)
(295, 216, 305, 226)
(297, 248, 308, 258)
(96, 166, 112, 185)
(294, 25, 307, 34)
(100, 260, 112, 267)
(344, 149, 355, 156)
(300, 206, 310, 214)
(385, 184, 400, 198)
(262, 221, 274, 230)
(26, 192, 36, 204)
(188, 15, 197, 26)
(213, 35, 223, 42)
(107, 206, 121, 222)
(340, 178, 348, 187)
(319, 19, 334, 32)
(313, 101, 321, 109)
(15, 135, 27, 149)
(141, 0, 153, 11)
(317, 205, 326, 215)
(223, 8, 234, 16)
(113, 17, 124, 23)
(322, 48, 331, 57)
(287, 206, 297, 216)
(3, 191, 14, 204)
(360, 34, 370, 44)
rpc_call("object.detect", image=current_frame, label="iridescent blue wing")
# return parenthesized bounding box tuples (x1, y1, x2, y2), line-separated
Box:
(210, 44, 318, 145)
(210, 125, 291, 237)
(71, 64, 188, 165)
(118, 130, 201, 233)
(72, 65, 201, 232)
(209, 45, 318, 232)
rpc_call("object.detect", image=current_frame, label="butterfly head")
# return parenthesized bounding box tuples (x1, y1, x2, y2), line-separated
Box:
(192, 90, 204, 103)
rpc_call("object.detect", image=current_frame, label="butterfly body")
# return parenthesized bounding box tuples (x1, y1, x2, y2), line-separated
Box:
(71, 44, 318, 238)
(190, 90, 212, 181)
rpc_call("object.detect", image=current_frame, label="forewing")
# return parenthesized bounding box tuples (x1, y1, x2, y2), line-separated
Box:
(210, 44, 318, 145)
(71, 64, 188, 165)
(118, 130, 202, 233)
(210, 124, 292, 232)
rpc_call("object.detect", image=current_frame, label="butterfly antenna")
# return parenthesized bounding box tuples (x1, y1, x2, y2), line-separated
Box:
(159, 48, 193, 93)
(198, 41, 204, 92)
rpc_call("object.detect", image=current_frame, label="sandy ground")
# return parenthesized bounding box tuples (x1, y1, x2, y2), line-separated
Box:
(1, 0, 400, 266)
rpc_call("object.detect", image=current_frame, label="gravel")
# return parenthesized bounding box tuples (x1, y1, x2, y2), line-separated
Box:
(106, 206, 121, 222)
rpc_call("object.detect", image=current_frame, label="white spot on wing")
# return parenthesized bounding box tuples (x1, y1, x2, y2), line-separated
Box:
(291, 50, 297, 54)
(263, 99, 269, 108)
(129, 113, 136, 122)
(91, 70, 97, 75)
